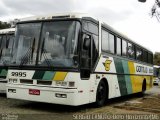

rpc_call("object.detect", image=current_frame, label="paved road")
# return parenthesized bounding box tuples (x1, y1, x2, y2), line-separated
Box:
(146, 85, 160, 95)
(0, 86, 159, 120)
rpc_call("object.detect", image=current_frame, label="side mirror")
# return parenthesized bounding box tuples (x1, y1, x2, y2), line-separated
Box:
(83, 38, 91, 50)
(138, 0, 146, 2)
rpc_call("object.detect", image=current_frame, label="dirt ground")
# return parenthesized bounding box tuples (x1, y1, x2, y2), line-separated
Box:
(0, 86, 160, 120)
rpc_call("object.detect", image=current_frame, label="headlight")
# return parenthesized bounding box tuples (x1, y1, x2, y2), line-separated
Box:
(55, 81, 67, 86)
(55, 81, 75, 87)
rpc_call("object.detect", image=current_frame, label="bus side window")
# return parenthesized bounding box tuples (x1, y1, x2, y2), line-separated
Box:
(108, 33, 115, 54)
(143, 50, 148, 63)
(102, 30, 115, 54)
(122, 39, 127, 57)
(136, 46, 142, 61)
(128, 43, 135, 59)
(116, 37, 121, 56)
(102, 30, 109, 52)
(148, 53, 153, 64)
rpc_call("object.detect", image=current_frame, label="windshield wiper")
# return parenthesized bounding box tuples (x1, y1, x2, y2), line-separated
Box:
(20, 38, 35, 66)
(40, 38, 51, 67)
(20, 47, 32, 66)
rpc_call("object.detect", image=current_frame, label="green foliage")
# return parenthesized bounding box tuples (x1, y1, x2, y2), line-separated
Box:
(0, 21, 11, 29)
(154, 52, 160, 65)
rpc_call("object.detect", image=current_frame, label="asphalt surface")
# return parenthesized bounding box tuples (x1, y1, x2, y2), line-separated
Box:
(146, 85, 160, 95)
(0, 86, 159, 120)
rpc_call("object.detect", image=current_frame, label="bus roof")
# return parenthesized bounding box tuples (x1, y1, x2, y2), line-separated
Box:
(18, 13, 152, 53)
(19, 13, 90, 22)
(0, 28, 15, 34)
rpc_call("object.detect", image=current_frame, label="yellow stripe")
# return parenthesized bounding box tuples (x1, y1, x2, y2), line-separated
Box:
(128, 61, 136, 93)
(53, 72, 67, 81)
(128, 61, 135, 74)
(128, 61, 152, 93)
(128, 62, 143, 93)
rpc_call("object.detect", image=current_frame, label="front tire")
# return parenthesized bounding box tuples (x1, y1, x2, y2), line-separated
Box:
(95, 80, 107, 107)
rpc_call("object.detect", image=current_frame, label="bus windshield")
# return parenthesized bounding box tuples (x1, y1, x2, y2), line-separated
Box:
(11, 21, 80, 68)
(0, 34, 14, 65)
(11, 23, 41, 65)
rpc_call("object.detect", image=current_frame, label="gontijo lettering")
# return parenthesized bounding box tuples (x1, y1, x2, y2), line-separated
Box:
(136, 66, 148, 73)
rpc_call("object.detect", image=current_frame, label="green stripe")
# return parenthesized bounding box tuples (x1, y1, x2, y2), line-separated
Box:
(0, 69, 7, 77)
(42, 71, 55, 80)
(0, 69, 2, 74)
(32, 71, 45, 80)
(122, 60, 132, 94)
(114, 58, 127, 96)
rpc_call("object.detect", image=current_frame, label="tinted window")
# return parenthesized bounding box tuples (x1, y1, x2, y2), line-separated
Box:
(148, 53, 153, 64)
(88, 23, 98, 35)
(122, 40, 127, 56)
(143, 50, 148, 63)
(83, 21, 98, 35)
(128, 43, 135, 59)
(136, 47, 142, 61)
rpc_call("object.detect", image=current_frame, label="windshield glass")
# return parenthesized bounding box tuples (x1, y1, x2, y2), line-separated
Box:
(11, 21, 80, 68)
(38, 21, 80, 68)
(0, 34, 14, 65)
(11, 23, 41, 65)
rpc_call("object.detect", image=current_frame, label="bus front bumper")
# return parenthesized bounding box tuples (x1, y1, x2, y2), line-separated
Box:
(6, 84, 85, 106)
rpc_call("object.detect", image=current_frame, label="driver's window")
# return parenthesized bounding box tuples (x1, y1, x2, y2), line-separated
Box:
(81, 34, 91, 69)
(82, 20, 99, 69)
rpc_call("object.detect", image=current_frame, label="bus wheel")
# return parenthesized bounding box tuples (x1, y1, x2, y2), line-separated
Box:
(95, 80, 107, 107)
(142, 80, 146, 95)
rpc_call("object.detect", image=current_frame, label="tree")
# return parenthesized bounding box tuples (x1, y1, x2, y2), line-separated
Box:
(154, 52, 160, 65)
(138, 0, 160, 22)
(0, 21, 11, 29)
(151, 0, 160, 22)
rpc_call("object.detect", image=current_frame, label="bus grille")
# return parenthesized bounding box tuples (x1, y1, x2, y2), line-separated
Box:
(37, 80, 52, 85)
(20, 79, 33, 84)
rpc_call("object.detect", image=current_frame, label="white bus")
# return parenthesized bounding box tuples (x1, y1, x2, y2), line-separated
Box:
(6, 13, 153, 106)
(0, 28, 15, 93)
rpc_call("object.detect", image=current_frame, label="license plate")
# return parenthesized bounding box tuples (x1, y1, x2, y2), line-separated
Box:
(29, 89, 40, 95)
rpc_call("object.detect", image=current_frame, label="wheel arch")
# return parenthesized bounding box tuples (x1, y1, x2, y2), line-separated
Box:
(142, 78, 147, 91)
(98, 77, 109, 99)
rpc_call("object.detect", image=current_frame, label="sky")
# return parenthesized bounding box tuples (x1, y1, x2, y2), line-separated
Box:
(0, 0, 160, 53)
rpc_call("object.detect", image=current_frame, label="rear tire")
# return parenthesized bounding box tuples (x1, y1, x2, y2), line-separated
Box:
(141, 80, 146, 96)
(95, 80, 107, 107)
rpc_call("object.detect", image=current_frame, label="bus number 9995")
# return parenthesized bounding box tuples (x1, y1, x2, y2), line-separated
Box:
(11, 72, 26, 77)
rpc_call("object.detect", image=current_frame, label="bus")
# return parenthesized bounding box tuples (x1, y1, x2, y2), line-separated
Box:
(153, 65, 160, 85)
(0, 28, 15, 93)
(6, 13, 153, 106)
